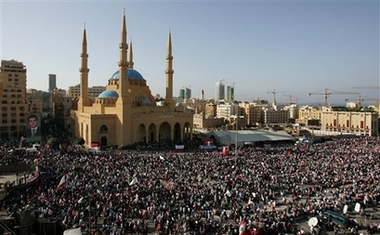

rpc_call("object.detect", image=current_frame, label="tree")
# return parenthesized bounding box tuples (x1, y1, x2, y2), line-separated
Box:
(47, 136, 60, 148)
(76, 137, 85, 146)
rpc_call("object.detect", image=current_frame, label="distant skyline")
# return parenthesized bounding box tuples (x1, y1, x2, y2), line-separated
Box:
(1, 0, 379, 106)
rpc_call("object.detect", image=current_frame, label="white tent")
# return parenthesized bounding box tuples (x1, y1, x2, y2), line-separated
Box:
(63, 228, 82, 235)
(208, 130, 296, 146)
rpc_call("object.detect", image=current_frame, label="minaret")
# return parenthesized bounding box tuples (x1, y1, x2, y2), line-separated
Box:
(78, 25, 91, 112)
(117, 10, 129, 100)
(116, 10, 130, 146)
(129, 38, 134, 69)
(165, 30, 174, 108)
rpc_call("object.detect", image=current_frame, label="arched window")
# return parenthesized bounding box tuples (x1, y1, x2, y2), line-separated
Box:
(100, 125, 108, 133)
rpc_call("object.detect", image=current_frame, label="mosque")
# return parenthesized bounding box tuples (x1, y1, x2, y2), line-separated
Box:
(71, 12, 194, 148)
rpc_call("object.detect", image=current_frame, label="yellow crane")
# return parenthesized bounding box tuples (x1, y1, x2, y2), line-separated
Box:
(308, 88, 360, 107)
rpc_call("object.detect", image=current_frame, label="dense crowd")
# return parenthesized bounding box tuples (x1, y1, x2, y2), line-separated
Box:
(1, 136, 380, 235)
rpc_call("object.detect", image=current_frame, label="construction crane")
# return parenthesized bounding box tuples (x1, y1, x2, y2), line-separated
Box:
(308, 88, 360, 107)
(283, 94, 303, 106)
(352, 86, 380, 89)
(283, 94, 293, 104)
(267, 89, 286, 106)
(347, 95, 380, 106)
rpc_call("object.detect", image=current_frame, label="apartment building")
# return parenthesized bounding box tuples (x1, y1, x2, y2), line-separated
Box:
(321, 107, 379, 136)
(67, 84, 106, 100)
(0, 60, 28, 139)
(240, 102, 268, 126)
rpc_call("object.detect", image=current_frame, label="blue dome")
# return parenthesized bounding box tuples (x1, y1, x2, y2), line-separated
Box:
(141, 99, 152, 105)
(111, 68, 145, 80)
(98, 90, 119, 98)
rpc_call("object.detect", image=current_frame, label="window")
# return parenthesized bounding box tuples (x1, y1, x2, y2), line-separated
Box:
(99, 125, 108, 133)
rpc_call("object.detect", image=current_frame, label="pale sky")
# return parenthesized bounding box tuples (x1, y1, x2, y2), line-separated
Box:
(1, 0, 379, 106)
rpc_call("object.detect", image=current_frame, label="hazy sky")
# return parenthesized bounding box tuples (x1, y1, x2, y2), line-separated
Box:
(1, 0, 379, 106)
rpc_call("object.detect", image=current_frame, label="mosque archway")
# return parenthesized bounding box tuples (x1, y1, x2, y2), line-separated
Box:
(148, 124, 156, 143)
(159, 122, 171, 141)
(184, 122, 192, 140)
(100, 136, 107, 146)
(173, 123, 181, 141)
(137, 124, 146, 142)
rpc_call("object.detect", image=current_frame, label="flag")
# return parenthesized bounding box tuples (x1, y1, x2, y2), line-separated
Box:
(26, 171, 39, 184)
(239, 220, 246, 235)
(96, 189, 103, 195)
(129, 176, 138, 186)
(56, 175, 67, 190)
(78, 197, 84, 204)
(224, 190, 231, 197)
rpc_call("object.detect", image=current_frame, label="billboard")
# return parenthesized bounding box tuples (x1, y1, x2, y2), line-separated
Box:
(24, 113, 42, 143)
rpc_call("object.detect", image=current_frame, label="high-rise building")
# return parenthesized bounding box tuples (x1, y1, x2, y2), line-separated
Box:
(226, 85, 234, 102)
(215, 79, 225, 101)
(184, 87, 191, 99)
(179, 88, 185, 99)
(0, 60, 28, 139)
(48, 74, 57, 92)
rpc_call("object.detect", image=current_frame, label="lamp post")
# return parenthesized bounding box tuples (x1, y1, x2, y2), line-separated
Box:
(235, 106, 238, 157)
(234, 83, 238, 157)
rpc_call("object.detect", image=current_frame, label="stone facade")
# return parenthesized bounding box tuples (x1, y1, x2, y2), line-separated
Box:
(71, 13, 193, 147)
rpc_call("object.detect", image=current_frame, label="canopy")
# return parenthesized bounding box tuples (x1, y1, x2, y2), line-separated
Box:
(207, 130, 296, 147)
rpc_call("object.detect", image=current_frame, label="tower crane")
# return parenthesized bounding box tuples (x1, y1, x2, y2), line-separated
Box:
(352, 86, 380, 89)
(308, 88, 360, 107)
(283, 94, 303, 106)
(267, 89, 286, 105)
(283, 94, 293, 104)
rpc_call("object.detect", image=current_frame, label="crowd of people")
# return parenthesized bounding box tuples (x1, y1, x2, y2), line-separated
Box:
(1, 135, 380, 235)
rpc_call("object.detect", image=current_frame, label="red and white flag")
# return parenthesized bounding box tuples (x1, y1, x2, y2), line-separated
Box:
(56, 175, 67, 190)
(239, 220, 246, 235)
(26, 171, 39, 184)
